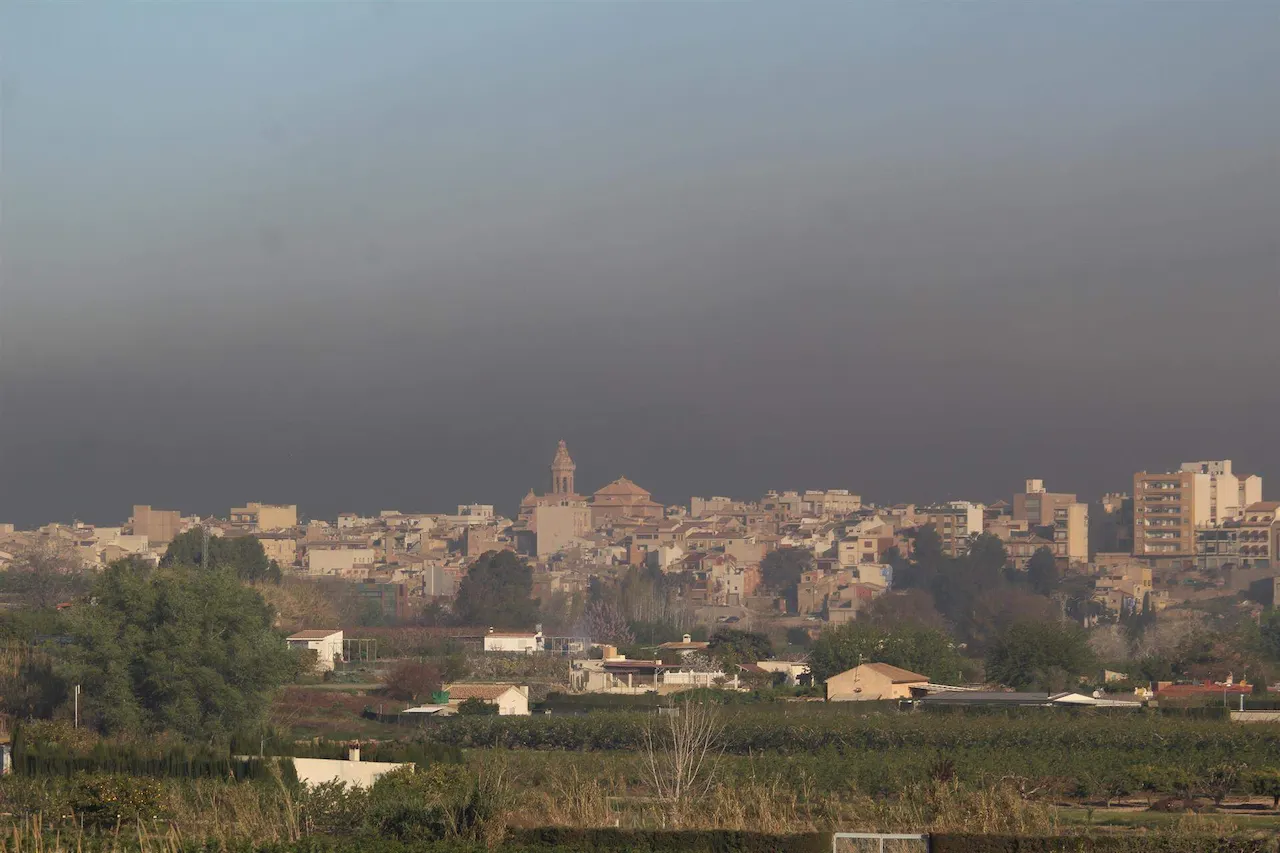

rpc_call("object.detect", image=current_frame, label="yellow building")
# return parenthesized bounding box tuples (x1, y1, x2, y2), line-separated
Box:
(231, 503, 298, 532)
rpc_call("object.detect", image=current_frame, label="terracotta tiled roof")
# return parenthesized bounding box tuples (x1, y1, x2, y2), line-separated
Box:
(444, 683, 519, 701)
(594, 477, 653, 498)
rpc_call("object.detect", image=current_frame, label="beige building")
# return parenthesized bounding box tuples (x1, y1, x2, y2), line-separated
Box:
(256, 533, 299, 567)
(826, 663, 929, 702)
(591, 477, 665, 526)
(231, 503, 298, 532)
(532, 504, 591, 557)
(923, 501, 985, 556)
(691, 496, 740, 517)
(1237, 502, 1280, 569)
(1133, 471, 1202, 557)
(306, 545, 377, 576)
(802, 490, 862, 516)
(129, 505, 182, 546)
(1178, 460, 1262, 525)
(1012, 479, 1088, 566)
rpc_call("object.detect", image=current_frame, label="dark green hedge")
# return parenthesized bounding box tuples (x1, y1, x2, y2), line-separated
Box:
(508, 828, 831, 852)
(208, 833, 831, 853)
(930, 835, 1271, 853)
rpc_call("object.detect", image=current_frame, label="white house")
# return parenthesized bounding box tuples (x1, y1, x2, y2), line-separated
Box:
(483, 630, 543, 654)
(287, 629, 344, 672)
(754, 660, 810, 686)
(441, 683, 531, 716)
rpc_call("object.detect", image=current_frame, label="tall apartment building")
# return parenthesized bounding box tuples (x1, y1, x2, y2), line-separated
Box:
(923, 501, 985, 557)
(1012, 479, 1089, 565)
(1237, 502, 1279, 569)
(230, 503, 298, 532)
(1179, 461, 1244, 525)
(1133, 471, 1204, 558)
(129, 505, 182, 545)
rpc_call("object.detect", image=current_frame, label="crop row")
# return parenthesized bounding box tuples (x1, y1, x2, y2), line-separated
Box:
(424, 711, 1280, 758)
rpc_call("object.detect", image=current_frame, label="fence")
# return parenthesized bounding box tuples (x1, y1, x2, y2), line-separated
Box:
(832, 833, 928, 853)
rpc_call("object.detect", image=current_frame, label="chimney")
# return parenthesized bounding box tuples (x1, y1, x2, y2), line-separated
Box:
(348, 745, 360, 762)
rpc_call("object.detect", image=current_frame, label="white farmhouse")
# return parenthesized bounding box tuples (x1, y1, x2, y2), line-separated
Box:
(442, 683, 531, 716)
(482, 629, 543, 654)
(287, 629, 344, 672)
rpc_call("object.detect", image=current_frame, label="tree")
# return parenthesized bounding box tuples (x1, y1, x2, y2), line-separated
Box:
(1249, 768, 1280, 809)
(162, 530, 281, 583)
(968, 533, 1009, 576)
(707, 629, 773, 665)
(984, 620, 1097, 691)
(453, 551, 538, 630)
(785, 627, 813, 648)
(580, 600, 634, 646)
(862, 588, 947, 631)
(1205, 762, 1246, 807)
(760, 549, 812, 608)
(912, 525, 944, 570)
(57, 559, 299, 738)
(254, 577, 341, 634)
(966, 586, 1059, 653)
(1259, 610, 1280, 661)
(643, 700, 723, 814)
(808, 622, 965, 684)
(0, 541, 91, 610)
(382, 660, 442, 703)
(1026, 547, 1061, 596)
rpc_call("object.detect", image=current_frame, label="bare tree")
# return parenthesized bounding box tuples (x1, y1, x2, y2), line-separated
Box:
(381, 659, 442, 702)
(0, 539, 89, 610)
(643, 699, 724, 820)
(580, 600, 635, 646)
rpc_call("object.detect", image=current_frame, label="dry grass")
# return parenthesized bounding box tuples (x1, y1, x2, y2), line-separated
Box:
(156, 772, 302, 845)
(512, 752, 1059, 835)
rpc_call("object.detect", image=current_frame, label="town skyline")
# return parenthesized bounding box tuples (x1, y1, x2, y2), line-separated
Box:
(3, 438, 1273, 529)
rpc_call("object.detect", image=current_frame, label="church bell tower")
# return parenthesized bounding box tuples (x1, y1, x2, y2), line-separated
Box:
(551, 440, 576, 496)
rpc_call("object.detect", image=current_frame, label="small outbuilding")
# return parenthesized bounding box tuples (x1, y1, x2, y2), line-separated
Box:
(287, 629, 344, 673)
(441, 683, 531, 716)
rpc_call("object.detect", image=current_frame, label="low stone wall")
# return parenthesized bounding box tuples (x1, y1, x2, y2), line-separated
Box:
(291, 757, 410, 788)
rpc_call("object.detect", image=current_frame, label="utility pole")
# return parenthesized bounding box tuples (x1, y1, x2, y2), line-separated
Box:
(202, 520, 211, 569)
(73, 685, 80, 729)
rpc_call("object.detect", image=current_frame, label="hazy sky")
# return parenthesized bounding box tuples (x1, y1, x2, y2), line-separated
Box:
(2, 4, 1278, 526)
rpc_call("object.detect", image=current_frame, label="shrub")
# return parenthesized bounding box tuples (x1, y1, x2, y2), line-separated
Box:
(70, 774, 171, 827)
(456, 698, 498, 716)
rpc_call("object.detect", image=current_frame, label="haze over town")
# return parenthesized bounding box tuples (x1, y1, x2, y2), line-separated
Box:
(3, 4, 1280, 850)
